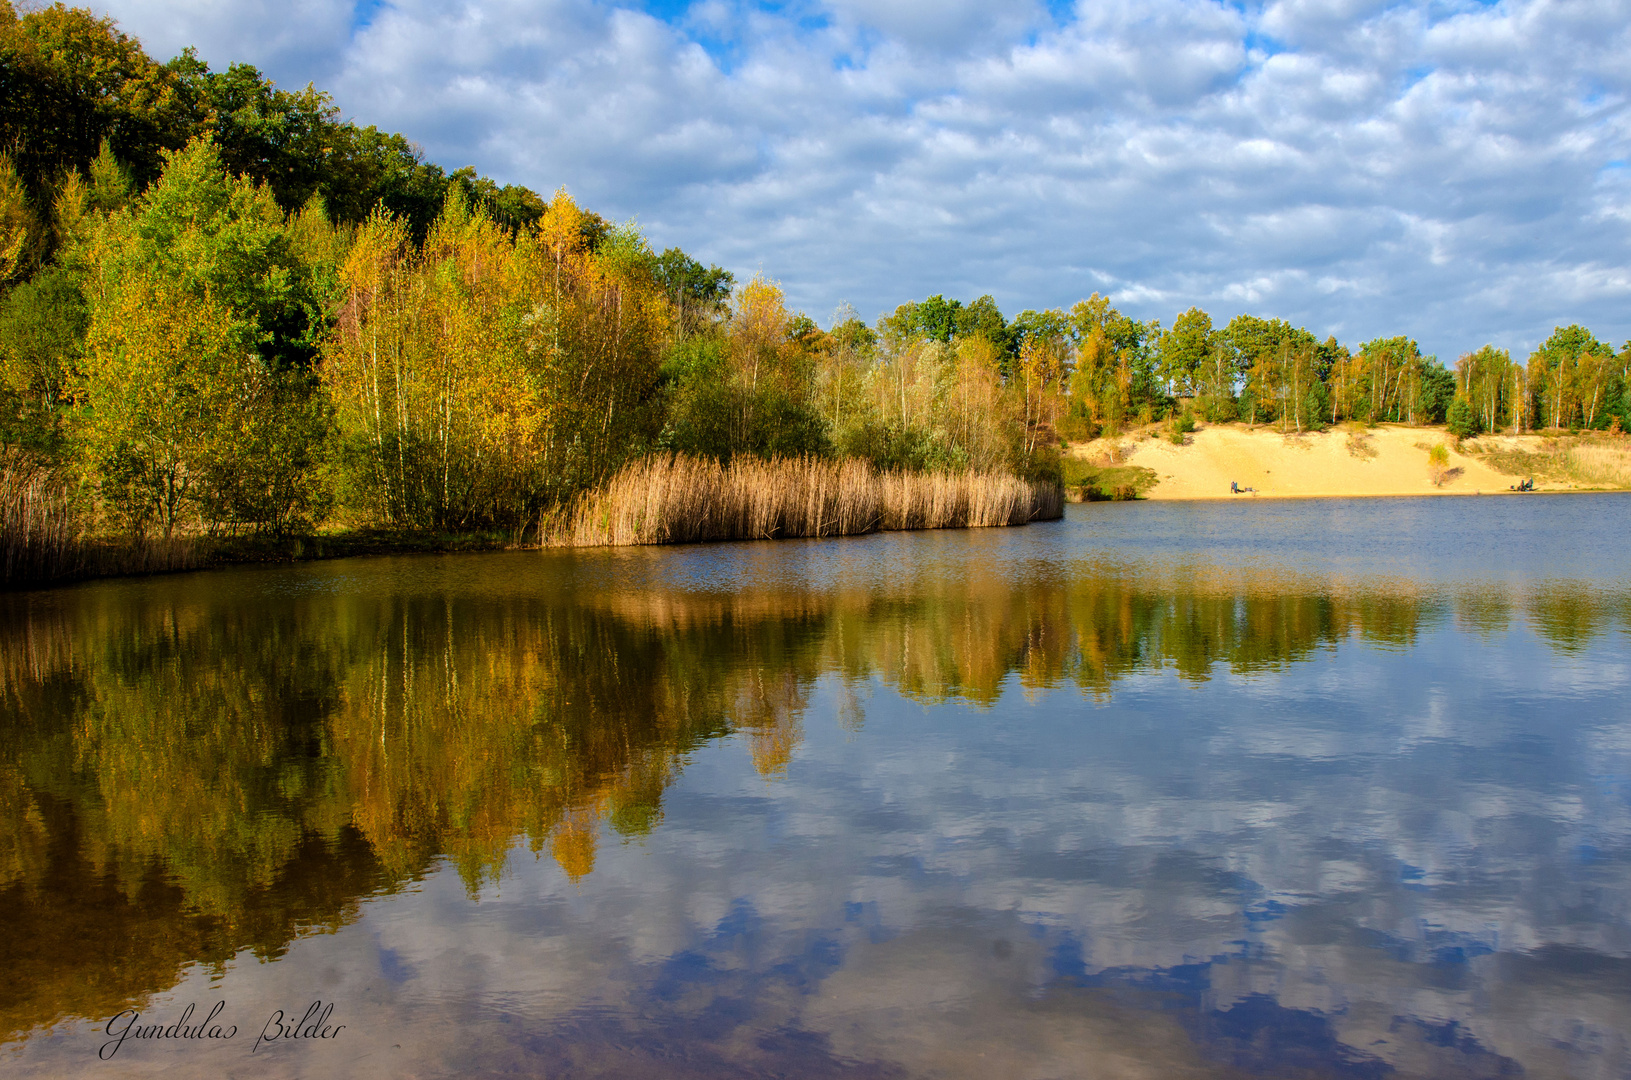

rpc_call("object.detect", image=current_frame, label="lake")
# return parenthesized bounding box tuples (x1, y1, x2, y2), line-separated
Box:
(2, 494, 1628, 1078)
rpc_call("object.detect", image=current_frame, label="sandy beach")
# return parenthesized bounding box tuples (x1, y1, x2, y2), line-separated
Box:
(1069, 423, 1630, 500)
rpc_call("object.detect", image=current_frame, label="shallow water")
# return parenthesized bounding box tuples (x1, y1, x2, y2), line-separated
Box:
(2, 494, 1628, 1078)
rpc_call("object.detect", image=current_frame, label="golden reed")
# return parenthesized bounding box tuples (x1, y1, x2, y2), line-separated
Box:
(1564, 443, 1631, 488)
(1, 453, 81, 587)
(548, 454, 1064, 547)
(1, 452, 201, 589)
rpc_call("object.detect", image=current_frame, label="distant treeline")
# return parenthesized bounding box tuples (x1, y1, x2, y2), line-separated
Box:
(881, 293, 1630, 441)
(0, 2, 1627, 551)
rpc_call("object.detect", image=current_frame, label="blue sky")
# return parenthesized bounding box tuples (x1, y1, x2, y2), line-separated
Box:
(92, 0, 1630, 359)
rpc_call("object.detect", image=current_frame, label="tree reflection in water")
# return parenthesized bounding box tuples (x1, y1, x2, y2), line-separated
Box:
(0, 554, 1624, 1046)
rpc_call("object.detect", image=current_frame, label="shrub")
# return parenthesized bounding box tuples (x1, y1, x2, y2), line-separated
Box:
(1446, 398, 1477, 438)
(1428, 444, 1451, 486)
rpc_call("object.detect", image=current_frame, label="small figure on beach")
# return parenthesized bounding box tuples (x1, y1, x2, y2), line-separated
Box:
(1231, 481, 1238, 494)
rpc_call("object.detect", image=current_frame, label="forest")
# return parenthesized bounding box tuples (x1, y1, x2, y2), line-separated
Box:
(1, 3, 1629, 577)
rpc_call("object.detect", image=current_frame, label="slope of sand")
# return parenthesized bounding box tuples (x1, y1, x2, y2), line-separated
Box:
(1073, 424, 1530, 500)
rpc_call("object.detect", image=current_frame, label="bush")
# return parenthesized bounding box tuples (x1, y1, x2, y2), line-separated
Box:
(1428, 443, 1452, 486)
(1446, 398, 1477, 438)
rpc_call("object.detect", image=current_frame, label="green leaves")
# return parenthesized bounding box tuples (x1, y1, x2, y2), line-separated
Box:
(76, 136, 339, 535)
(1157, 307, 1212, 397)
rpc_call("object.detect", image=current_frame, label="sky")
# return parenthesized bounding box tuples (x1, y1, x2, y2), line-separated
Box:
(87, 0, 1631, 360)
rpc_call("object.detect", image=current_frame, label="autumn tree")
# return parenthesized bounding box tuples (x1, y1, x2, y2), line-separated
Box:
(1060, 294, 1160, 431)
(1354, 336, 1422, 424)
(77, 136, 336, 535)
(324, 189, 670, 530)
(1528, 325, 1613, 431)
(1455, 346, 1511, 433)
(811, 303, 876, 447)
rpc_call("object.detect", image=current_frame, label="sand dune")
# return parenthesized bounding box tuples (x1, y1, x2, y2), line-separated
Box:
(1072, 424, 1604, 500)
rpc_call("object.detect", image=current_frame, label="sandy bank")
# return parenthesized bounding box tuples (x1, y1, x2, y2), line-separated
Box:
(1070, 424, 1627, 500)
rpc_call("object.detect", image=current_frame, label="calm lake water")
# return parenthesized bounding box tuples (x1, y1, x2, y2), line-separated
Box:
(2, 495, 1629, 1078)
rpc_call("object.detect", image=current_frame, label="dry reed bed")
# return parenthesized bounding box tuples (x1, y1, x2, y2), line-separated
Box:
(1465, 437, 1631, 489)
(2, 453, 202, 589)
(1, 454, 82, 587)
(1563, 444, 1631, 488)
(550, 454, 1063, 548)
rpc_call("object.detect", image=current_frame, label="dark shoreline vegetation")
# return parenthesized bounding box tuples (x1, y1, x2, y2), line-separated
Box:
(2, 3, 1629, 588)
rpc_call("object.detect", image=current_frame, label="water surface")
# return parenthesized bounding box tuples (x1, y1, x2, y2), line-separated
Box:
(2, 495, 1628, 1078)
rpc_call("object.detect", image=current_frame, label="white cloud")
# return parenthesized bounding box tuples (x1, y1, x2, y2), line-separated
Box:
(98, 0, 356, 87)
(90, 0, 1631, 356)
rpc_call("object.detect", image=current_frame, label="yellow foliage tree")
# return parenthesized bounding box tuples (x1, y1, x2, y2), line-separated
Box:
(324, 189, 670, 530)
(78, 269, 239, 536)
(0, 154, 41, 286)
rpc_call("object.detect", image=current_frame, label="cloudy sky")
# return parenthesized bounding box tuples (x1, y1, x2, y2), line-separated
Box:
(90, 0, 1630, 358)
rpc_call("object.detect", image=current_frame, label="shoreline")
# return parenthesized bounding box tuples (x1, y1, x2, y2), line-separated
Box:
(9, 431, 1626, 592)
(1119, 486, 1631, 503)
(5, 485, 1067, 593)
(1068, 423, 1631, 502)
(2, 529, 515, 594)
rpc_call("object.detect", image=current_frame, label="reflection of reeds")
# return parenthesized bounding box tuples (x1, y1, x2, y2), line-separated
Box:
(90, 535, 203, 578)
(548, 454, 1063, 547)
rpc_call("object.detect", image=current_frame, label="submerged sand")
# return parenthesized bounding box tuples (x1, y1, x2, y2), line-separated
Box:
(1071, 423, 1609, 500)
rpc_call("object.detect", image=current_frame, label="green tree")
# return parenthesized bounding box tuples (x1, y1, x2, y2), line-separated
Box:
(657, 336, 735, 459)
(654, 248, 733, 337)
(0, 265, 87, 450)
(1528, 325, 1611, 431)
(1446, 396, 1477, 438)
(0, 1, 184, 198)
(879, 293, 1010, 355)
(78, 136, 336, 534)
(1157, 307, 1212, 398)
(915, 294, 962, 342)
(1220, 315, 1319, 425)
(955, 294, 1012, 354)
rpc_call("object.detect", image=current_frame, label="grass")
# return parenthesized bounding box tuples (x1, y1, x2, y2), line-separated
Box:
(1060, 457, 1159, 501)
(1470, 445, 1568, 482)
(1563, 444, 1631, 487)
(5, 451, 1063, 585)
(1464, 434, 1631, 489)
(547, 454, 1064, 547)
(1345, 431, 1378, 460)
(1427, 444, 1456, 487)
